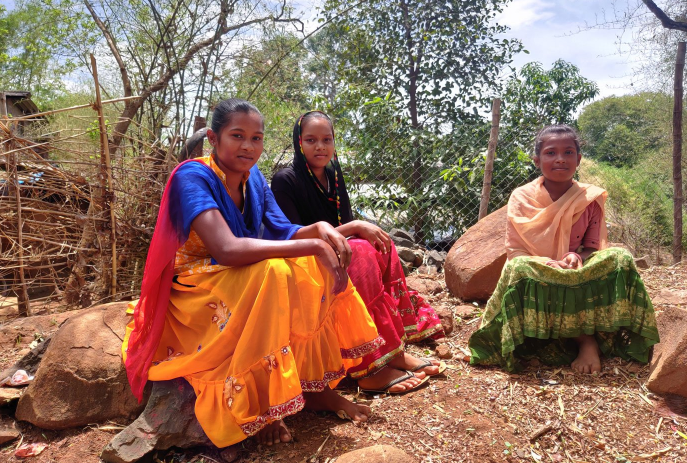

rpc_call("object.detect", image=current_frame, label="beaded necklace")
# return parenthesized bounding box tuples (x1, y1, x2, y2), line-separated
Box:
(298, 113, 342, 225)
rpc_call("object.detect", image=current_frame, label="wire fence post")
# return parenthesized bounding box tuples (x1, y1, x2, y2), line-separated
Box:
(91, 54, 118, 298)
(672, 42, 685, 264)
(478, 98, 502, 221)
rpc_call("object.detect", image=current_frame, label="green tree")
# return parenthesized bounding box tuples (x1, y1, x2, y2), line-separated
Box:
(317, 0, 523, 242)
(577, 92, 671, 167)
(502, 60, 599, 135)
(0, 0, 96, 105)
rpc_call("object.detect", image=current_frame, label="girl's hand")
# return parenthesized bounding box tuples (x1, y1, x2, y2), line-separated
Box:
(315, 222, 352, 269)
(354, 220, 392, 254)
(546, 253, 583, 270)
(313, 241, 349, 295)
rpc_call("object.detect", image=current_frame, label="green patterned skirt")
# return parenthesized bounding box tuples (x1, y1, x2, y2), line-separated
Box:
(468, 248, 659, 372)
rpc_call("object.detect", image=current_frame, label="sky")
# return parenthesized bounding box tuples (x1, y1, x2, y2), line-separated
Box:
(496, 0, 640, 99)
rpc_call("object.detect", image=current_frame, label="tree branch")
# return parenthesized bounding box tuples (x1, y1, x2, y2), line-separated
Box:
(83, 0, 133, 99)
(642, 0, 687, 33)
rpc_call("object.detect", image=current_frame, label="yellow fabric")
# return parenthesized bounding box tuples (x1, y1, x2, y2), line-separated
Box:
(122, 155, 381, 448)
(506, 177, 608, 261)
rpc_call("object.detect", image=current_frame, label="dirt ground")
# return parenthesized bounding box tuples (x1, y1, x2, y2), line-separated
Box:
(1, 263, 686, 463)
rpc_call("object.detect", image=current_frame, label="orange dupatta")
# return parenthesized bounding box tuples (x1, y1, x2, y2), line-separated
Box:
(506, 177, 608, 261)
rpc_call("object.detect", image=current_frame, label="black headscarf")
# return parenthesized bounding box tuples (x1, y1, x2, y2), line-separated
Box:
(271, 111, 353, 227)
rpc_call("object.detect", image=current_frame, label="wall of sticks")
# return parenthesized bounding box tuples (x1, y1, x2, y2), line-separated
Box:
(0, 88, 177, 316)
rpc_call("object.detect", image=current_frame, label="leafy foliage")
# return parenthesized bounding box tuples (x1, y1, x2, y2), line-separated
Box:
(577, 92, 671, 167)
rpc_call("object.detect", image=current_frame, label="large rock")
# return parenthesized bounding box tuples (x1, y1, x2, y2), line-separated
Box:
(15, 302, 146, 429)
(444, 206, 508, 302)
(101, 379, 211, 463)
(647, 307, 687, 397)
(335, 445, 416, 463)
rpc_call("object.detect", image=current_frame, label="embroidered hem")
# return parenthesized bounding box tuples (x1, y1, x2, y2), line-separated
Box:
(405, 323, 445, 343)
(300, 366, 346, 392)
(348, 342, 405, 379)
(239, 394, 306, 437)
(340, 336, 385, 359)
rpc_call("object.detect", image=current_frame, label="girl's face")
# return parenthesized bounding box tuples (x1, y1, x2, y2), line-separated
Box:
(534, 134, 581, 185)
(300, 117, 334, 170)
(207, 111, 264, 175)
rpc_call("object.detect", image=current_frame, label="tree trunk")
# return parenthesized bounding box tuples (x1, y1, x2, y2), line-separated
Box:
(672, 41, 685, 264)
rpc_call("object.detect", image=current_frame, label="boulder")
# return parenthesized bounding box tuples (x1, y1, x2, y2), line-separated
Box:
(101, 379, 211, 463)
(646, 307, 687, 397)
(405, 276, 442, 295)
(335, 445, 416, 463)
(15, 302, 146, 429)
(444, 206, 508, 302)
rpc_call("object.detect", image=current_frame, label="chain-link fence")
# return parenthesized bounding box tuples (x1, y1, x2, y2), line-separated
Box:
(0, 90, 681, 316)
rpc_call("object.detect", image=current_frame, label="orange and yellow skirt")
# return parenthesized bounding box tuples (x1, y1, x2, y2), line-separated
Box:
(123, 256, 381, 447)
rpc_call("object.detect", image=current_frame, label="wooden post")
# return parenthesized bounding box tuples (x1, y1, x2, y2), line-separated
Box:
(672, 42, 685, 264)
(91, 54, 118, 298)
(478, 98, 502, 221)
(8, 152, 30, 316)
(191, 116, 206, 159)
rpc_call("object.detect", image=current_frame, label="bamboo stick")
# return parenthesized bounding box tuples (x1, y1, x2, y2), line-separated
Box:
(3, 95, 141, 122)
(8, 151, 30, 316)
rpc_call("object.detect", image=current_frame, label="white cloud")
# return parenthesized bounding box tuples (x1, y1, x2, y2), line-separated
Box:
(496, 0, 555, 29)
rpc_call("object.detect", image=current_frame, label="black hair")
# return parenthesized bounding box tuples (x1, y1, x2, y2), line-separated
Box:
(533, 124, 581, 157)
(300, 111, 334, 134)
(210, 98, 263, 134)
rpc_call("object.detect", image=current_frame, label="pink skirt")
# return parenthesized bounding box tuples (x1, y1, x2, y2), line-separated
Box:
(345, 239, 444, 379)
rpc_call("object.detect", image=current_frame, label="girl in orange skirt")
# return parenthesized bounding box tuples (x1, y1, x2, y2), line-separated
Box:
(123, 99, 382, 447)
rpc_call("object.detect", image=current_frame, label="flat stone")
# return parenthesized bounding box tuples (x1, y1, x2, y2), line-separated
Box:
(454, 305, 477, 319)
(425, 250, 445, 269)
(634, 256, 650, 269)
(653, 289, 687, 306)
(390, 229, 414, 242)
(0, 427, 20, 446)
(0, 388, 22, 405)
(401, 261, 413, 277)
(396, 247, 417, 264)
(436, 345, 452, 360)
(101, 379, 211, 463)
(335, 445, 416, 463)
(416, 265, 438, 275)
(405, 276, 443, 295)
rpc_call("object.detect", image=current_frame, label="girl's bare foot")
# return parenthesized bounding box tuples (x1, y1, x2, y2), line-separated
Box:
(304, 387, 372, 422)
(357, 366, 426, 393)
(256, 420, 291, 446)
(389, 351, 442, 376)
(571, 334, 601, 374)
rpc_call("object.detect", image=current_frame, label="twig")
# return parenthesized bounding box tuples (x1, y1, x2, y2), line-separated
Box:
(529, 422, 557, 442)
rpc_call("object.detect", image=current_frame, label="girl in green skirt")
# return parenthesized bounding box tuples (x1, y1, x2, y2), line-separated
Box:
(468, 125, 659, 373)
